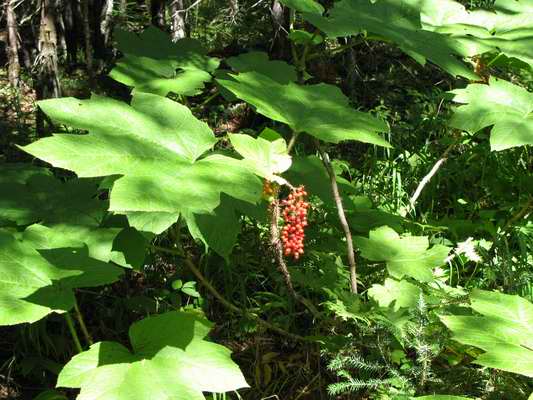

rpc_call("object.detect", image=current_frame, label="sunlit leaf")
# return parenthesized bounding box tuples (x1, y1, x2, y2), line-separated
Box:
(304, 0, 477, 79)
(440, 289, 533, 377)
(449, 77, 533, 151)
(354, 226, 450, 282)
(57, 312, 248, 399)
(20, 93, 262, 232)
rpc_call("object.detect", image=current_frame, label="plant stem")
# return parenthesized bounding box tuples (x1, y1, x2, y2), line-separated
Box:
(64, 312, 84, 353)
(503, 196, 533, 231)
(315, 139, 358, 293)
(409, 140, 457, 211)
(150, 245, 307, 341)
(73, 296, 93, 346)
(287, 131, 300, 153)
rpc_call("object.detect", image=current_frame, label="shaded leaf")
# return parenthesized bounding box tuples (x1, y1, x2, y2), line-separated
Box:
(218, 71, 390, 146)
(304, 0, 477, 79)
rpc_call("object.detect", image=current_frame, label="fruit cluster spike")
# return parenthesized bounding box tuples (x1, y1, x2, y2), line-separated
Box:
(281, 186, 309, 260)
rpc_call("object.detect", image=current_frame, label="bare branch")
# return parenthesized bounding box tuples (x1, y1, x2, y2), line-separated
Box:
(315, 140, 358, 294)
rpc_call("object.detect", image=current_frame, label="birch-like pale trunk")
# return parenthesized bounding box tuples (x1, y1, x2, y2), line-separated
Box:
(100, 0, 114, 46)
(36, 0, 62, 135)
(170, 0, 186, 41)
(6, 0, 20, 87)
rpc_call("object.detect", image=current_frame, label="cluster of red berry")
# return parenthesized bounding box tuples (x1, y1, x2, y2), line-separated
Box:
(281, 186, 309, 260)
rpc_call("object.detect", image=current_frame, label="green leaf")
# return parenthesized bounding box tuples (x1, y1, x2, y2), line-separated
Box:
(184, 195, 241, 260)
(368, 278, 421, 310)
(229, 132, 291, 183)
(20, 93, 262, 230)
(120, 211, 179, 235)
(0, 164, 106, 227)
(411, 396, 473, 400)
(111, 227, 148, 269)
(114, 27, 219, 72)
(109, 55, 212, 96)
(57, 312, 248, 399)
(278, 0, 324, 14)
(449, 78, 533, 151)
(421, 0, 533, 67)
(33, 390, 69, 400)
(304, 0, 477, 79)
(226, 52, 298, 83)
(217, 72, 390, 146)
(354, 226, 450, 282)
(440, 289, 533, 377)
(289, 30, 324, 45)
(0, 227, 123, 325)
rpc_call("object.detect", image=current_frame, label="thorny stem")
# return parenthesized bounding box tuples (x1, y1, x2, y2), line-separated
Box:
(64, 312, 84, 353)
(151, 245, 307, 341)
(315, 139, 358, 294)
(73, 296, 93, 346)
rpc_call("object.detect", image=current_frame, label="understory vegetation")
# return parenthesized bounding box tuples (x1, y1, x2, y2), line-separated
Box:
(0, 0, 532, 399)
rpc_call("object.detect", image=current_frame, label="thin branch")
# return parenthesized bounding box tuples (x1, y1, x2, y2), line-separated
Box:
(503, 197, 533, 231)
(409, 141, 456, 210)
(315, 140, 358, 294)
(173, 0, 204, 14)
(151, 245, 307, 341)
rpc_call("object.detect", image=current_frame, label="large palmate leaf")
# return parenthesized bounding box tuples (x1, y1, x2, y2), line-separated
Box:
(0, 227, 123, 325)
(411, 396, 472, 400)
(217, 69, 390, 146)
(110, 55, 212, 96)
(226, 52, 298, 83)
(229, 132, 291, 183)
(421, 0, 533, 67)
(22, 223, 142, 269)
(57, 312, 248, 400)
(354, 226, 450, 282)
(0, 164, 105, 227)
(440, 289, 533, 377)
(368, 278, 421, 311)
(20, 93, 262, 233)
(304, 0, 477, 79)
(278, 0, 324, 14)
(449, 78, 533, 151)
(110, 27, 218, 96)
(114, 27, 217, 69)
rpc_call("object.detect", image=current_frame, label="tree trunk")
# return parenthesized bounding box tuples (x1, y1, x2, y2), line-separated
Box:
(56, 3, 68, 61)
(270, 0, 289, 59)
(100, 0, 114, 47)
(151, 0, 166, 28)
(36, 0, 62, 135)
(6, 0, 20, 87)
(63, 0, 79, 66)
(228, 0, 238, 22)
(81, 0, 94, 82)
(170, 0, 186, 41)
